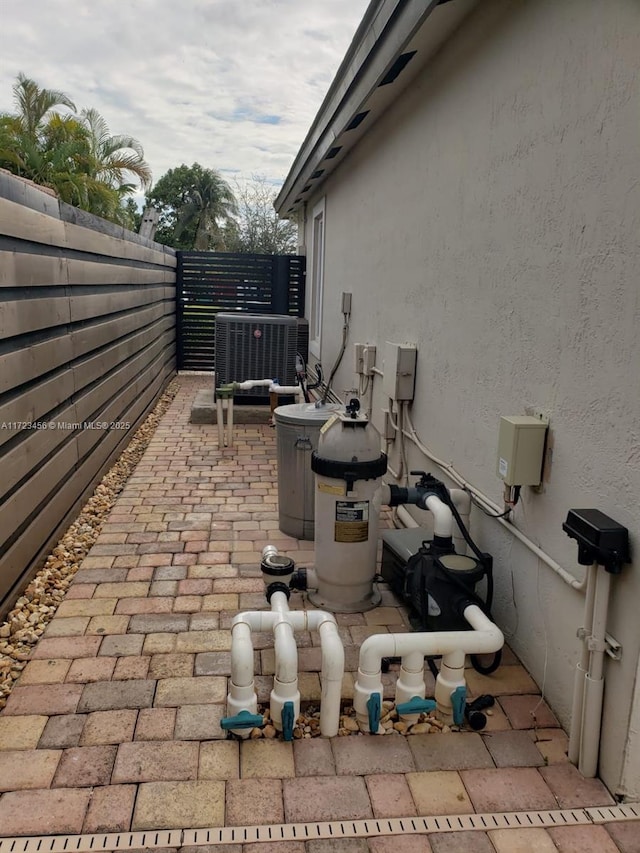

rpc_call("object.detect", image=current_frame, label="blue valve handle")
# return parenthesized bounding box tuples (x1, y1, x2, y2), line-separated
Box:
(451, 686, 467, 726)
(367, 692, 382, 734)
(281, 701, 295, 741)
(396, 696, 437, 716)
(220, 710, 264, 731)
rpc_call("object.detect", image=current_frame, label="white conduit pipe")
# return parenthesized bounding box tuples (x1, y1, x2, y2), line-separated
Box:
(353, 604, 504, 729)
(229, 604, 344, 737)
(579, 566, 612, 778)
(401, 409, 587, 591)
(568, 562, 598, 765)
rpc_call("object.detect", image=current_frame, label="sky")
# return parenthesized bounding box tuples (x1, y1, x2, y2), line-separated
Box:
(0, 0, 370, 198)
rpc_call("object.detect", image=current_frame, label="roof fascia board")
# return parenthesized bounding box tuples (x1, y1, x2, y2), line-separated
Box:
(275, 0, 441, 214)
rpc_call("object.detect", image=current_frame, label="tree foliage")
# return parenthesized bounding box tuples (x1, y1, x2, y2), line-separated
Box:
(224, 175, 297, 255)
(0, 73, 151, 226)
(146, 163, 237, 250)
(148, 168, 296, 254)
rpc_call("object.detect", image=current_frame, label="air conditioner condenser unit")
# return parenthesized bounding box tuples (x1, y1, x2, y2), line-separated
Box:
(215, 313, 299, 400)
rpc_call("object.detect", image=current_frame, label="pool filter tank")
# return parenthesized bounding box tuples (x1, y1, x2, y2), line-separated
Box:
(310, 399, 387, 612)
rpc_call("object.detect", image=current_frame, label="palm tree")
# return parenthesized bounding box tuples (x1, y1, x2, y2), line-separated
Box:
(0, 74, 76, 181)
(0, 74, 150, 225)
(174, 165, 237, 250)
(11, 72, 75, 138)
(79, 107, 152, 193)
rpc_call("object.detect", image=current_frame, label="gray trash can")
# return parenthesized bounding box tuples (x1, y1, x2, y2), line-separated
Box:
(274, 402, 340, 540)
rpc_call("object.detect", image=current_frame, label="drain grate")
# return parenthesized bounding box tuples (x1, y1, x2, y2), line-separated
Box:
(0, 804, 638, 852)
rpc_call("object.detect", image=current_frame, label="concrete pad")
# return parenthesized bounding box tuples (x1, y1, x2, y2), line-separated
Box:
(190, 389, 272, 424)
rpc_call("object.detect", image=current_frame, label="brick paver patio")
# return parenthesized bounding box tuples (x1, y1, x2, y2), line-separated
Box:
(0, 375, 636, 851)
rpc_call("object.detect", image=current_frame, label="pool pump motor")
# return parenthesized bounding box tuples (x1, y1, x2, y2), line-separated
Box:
(383, 472, 501, 674)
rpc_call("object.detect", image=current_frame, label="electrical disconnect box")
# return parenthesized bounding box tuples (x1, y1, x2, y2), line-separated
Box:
(382, 342, 417, 401)
(496, 416, 548, 486)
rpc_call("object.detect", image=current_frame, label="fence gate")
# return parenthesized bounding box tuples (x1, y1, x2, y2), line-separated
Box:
(176, 251, 306, 371)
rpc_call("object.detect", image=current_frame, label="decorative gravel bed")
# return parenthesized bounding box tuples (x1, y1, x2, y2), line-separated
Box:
(0, 378, 180, 709)
(244, 702, 467, 739)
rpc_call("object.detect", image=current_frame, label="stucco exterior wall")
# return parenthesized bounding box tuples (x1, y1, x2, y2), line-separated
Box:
(302, 0, 640, 797)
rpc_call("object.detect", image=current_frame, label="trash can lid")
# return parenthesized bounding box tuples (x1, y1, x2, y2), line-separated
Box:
(274, 402, 341, 426)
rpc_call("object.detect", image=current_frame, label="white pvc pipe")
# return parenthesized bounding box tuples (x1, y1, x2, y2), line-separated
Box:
(228, 572, 344, 736)
(227, 395, 234, 442)
(354, 604, 504, 728)
(227, 621, 258, 723)
(395, 504, 420, 531)
(395, 649, 426, 722)
(568, 562, 598, 764)
(216, 397, 225, 447)
(269, 383, 303, 399)
(425, 495, 454, 538)
(235, 378, 273, 390)
(317, 620, 345, 737)
(216, 397, 234, 448)
(579, 567, 611, 778)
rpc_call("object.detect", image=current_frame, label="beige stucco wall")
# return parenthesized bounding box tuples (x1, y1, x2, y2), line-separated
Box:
(302, 0, 640, 797)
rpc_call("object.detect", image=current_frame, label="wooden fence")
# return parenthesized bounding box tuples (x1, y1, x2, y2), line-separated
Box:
(0, 172, 176, 615)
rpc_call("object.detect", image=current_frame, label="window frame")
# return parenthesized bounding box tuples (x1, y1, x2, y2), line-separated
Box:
(309, 197, 325, 359)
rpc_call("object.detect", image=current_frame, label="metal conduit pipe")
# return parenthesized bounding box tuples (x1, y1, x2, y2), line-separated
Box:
(353, 604, 504, 730)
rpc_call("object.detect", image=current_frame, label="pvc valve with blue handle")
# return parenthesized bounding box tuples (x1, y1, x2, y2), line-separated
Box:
(451, 685, 467, 726)
(396, 696, 437, 716)
(220, 710, 264, 731)
(367, 692, 382, 733)
(281, 701, 295, 741)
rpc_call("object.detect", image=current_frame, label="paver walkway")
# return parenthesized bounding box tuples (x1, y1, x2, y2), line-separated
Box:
(0, 375, 637, 852)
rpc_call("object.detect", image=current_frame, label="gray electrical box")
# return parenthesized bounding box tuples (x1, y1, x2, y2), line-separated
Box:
(496, 416, 548, 486)
(382, 342, 417, 401)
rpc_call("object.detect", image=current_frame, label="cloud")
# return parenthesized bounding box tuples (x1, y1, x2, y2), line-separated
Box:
(0, 0, 370, 192)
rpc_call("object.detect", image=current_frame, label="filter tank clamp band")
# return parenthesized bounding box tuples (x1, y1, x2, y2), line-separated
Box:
(311, 452, 387, 492)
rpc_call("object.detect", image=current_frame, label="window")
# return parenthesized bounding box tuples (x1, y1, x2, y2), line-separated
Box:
(309, 198, 325, 358)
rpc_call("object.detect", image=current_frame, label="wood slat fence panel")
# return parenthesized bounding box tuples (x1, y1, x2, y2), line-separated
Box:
(0, 173, 177, 616)
(177, 251, 306, 371)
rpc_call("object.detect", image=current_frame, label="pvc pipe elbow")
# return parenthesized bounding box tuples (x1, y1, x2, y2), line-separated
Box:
(425, 495, 454, 538)
(462, 605, 504, 653)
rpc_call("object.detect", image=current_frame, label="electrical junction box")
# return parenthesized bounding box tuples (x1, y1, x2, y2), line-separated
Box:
(496, 416, 548, 486)
(382, 342, 417, 401)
